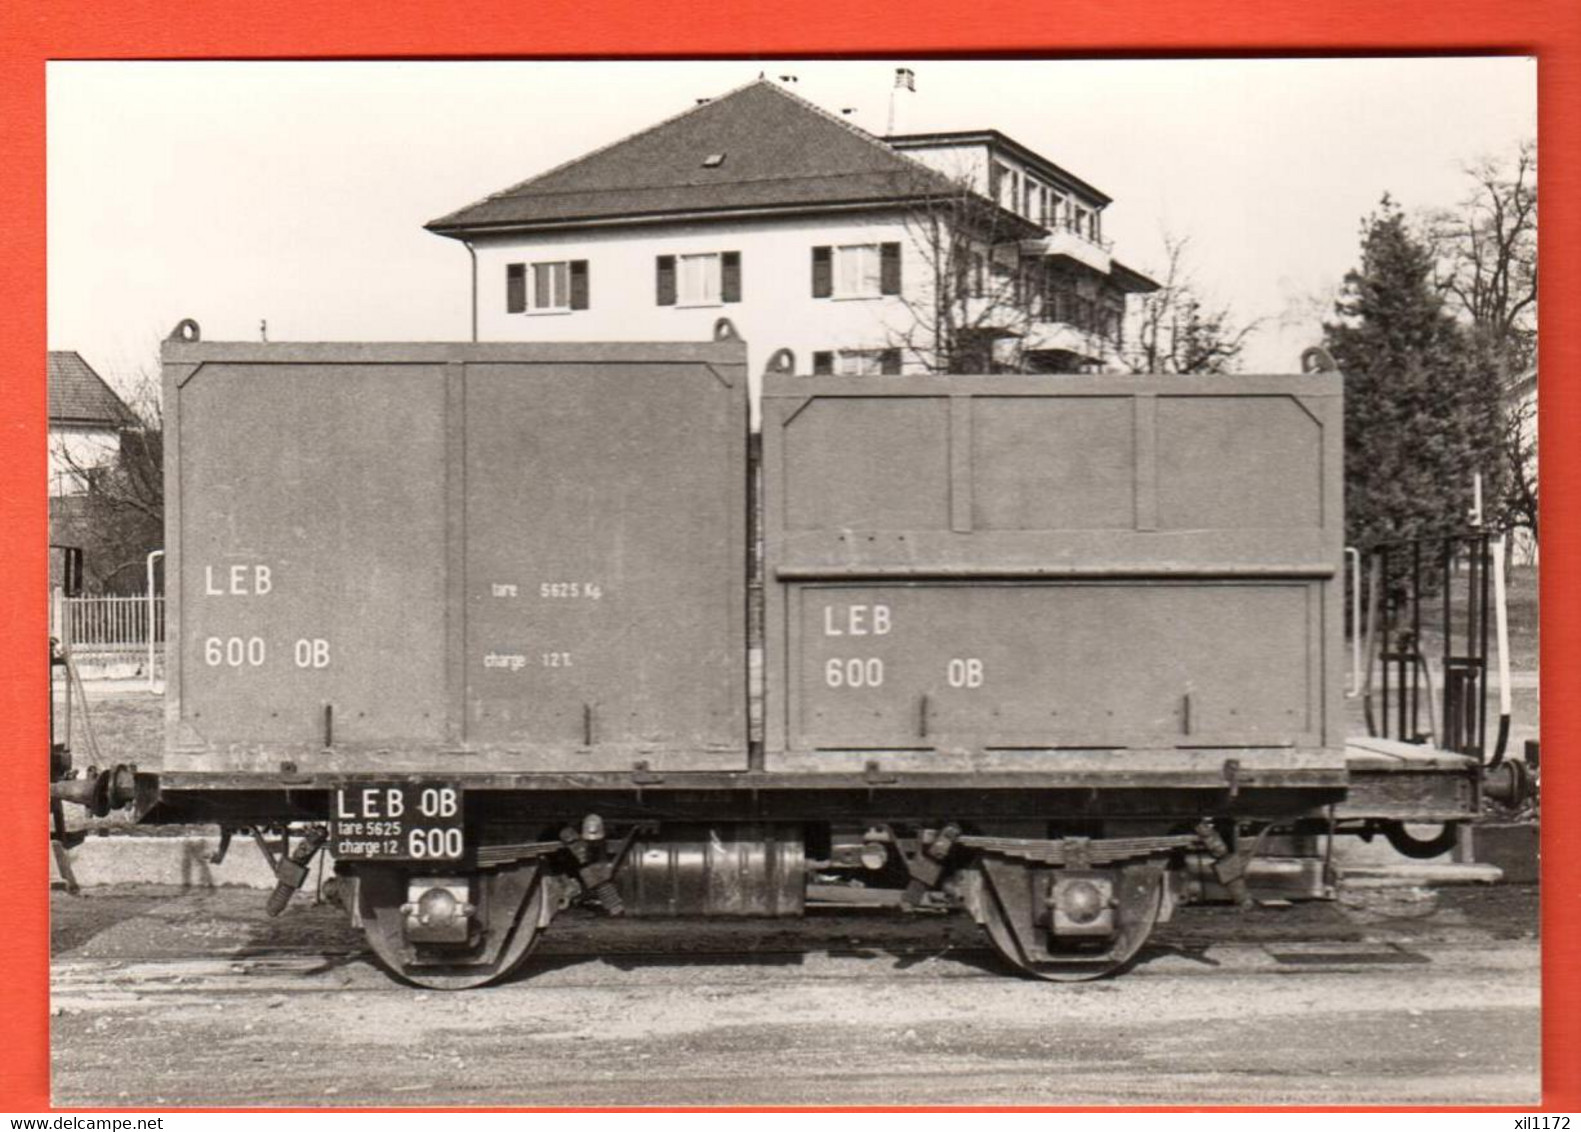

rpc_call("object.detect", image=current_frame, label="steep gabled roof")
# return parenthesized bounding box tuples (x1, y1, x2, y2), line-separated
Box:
(48, 352, 138, 428)
(427, 79, 1037, 236)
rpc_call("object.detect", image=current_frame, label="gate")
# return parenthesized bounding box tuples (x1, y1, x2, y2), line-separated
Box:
(1359, 532, 1500, 760)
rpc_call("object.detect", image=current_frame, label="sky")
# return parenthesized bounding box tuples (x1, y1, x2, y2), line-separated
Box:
(47, 58, 1536, 392)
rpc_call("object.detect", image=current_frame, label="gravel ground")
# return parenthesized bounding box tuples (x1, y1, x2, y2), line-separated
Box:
(50, 885, 1540, 1108)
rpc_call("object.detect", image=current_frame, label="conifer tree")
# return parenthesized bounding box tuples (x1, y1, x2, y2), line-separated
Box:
(1323, 197, 1505, 550)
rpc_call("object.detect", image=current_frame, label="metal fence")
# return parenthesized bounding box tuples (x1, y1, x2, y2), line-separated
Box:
(57, 594, 165, 677)
(1354, 531, 1503, 762)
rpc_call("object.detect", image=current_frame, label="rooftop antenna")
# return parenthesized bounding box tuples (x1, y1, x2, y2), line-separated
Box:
(259, 319, 268, 343)
(887, 67, 915, 135)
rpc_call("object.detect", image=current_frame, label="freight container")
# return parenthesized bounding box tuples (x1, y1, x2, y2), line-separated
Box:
(162, 339, 749, 777)
(760, 373, 1345, 773)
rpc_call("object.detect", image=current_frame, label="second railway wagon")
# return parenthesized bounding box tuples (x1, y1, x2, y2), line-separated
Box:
(78, 325, 1482, 987)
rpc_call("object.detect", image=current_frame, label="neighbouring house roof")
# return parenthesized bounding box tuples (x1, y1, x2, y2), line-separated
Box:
(426, 79, 1042, 238)
(883, 129, 1113, 207)
(48, 351, 138, 429)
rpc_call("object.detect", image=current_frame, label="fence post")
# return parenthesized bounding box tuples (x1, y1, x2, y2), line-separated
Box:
(147, 550, 165, 693)
(53, 587, 71, 744)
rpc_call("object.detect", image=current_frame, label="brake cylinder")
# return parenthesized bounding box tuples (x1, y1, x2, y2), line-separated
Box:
(614, 824, 805, 917)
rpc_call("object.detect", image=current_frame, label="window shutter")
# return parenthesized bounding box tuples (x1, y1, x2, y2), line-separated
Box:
(811, 351, 834, 375)
(656, 256, 677, 306)
(880, 348, 902, 375)
(721, 251, 741, 303)
(880, 243, 902, 295)
(569, 260, 590, 310)
(506, 263, 526, 313)
(811, 246, 832, 298)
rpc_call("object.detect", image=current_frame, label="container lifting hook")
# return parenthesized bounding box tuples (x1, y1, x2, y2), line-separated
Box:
(765, 348, 796, 375)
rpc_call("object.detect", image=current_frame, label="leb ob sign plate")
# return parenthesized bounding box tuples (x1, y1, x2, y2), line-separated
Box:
(331, 783, 464, 862)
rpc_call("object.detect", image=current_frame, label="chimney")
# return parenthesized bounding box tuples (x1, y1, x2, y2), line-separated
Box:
(886, 67, 916, 135)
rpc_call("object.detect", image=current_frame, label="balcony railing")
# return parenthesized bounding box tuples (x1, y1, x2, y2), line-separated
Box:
(1025, 319, 1124, 363)
(1042, 215, 1115, 253)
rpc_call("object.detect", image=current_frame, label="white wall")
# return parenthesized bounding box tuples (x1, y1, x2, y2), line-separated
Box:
(465, 212, 941, 407)
(895, 143, 990, 193)
(49, 426, 119, 497)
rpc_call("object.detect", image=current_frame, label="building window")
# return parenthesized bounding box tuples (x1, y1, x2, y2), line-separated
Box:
(533, 262, 569, 310)
(678, 253, 721, 305)
(508, 260, 589, 312)
(836, 245, 881, 297)
(989, 257, 1012, 293)
(812, 244, 902, 299)
(841, 347, 904, 373)
(954, 250, 986, 299)
(658, 252, 741, 306)
(816, 348, 902, 376)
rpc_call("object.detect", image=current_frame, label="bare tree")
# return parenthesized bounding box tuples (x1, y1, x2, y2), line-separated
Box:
(1425, 142, 1538, 544)
(52, 368, 163, 593)
(1122, 233, 1256, 374)
(1427, 141, 1537, 376)
(889, 172, 1039, 373)
(1499, 380, 1538, 540)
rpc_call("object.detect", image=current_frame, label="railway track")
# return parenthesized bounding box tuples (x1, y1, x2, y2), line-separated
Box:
(52, 937, 1536, 993)
(49, 885, 1541, 1107)
(50, 935, 1542, 1107)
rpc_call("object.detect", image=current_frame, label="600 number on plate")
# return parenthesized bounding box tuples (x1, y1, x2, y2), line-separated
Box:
(331, 783, 464, 862)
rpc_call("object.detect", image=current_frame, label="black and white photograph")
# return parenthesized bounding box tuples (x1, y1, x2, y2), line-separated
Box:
(45, 58, 1539, 1107)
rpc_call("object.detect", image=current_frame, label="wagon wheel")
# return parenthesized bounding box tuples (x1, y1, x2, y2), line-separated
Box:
(974, 858, 1165, 982)
(1381, 821, 1459, 860)
(354, 861, 553, 990)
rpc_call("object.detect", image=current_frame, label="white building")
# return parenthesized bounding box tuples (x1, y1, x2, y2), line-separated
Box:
(426, 78, 1157, 397)
(48, 350, 135, 498)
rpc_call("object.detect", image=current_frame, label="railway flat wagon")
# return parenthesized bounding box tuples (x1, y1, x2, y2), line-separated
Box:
(70, 325, 1486, 987)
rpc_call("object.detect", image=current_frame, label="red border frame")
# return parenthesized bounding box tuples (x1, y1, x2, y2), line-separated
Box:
(3, 0, 1576, 1113)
